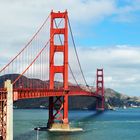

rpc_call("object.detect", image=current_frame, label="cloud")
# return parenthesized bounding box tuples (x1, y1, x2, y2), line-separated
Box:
(0, 0, 139, 49)
(26, 45, 140, 96)
(112, 0, 140, 23)
(0, 0, 140, 96)
(0, 0, 117, 74)
(0, 0, 116, 30)
(70, 45, 140, 96)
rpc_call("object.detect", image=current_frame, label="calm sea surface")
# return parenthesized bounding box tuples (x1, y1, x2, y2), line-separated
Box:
(14, 108, 140, 140)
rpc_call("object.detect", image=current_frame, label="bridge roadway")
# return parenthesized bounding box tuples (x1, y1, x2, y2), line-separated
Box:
(0, 87, 101, 101)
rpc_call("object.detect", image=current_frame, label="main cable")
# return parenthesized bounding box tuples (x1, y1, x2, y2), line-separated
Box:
(68, 17, 89, 87)
(0, 14, 50, 73)
(13, 16, 63, 85)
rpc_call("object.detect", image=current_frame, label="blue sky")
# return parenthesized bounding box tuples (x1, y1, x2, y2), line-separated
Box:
(74, 0, 140, 47)
(77, 18, 140, 46)
(0, 0, 140, 96)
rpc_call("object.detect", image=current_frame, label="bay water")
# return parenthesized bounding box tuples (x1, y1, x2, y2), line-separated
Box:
(14, 108, 140, 140)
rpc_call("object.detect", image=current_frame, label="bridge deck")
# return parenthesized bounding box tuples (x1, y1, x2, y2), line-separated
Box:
(0, 88, 101, 101)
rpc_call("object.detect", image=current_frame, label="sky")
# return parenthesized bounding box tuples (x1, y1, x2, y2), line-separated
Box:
(0, 0, 140, 96)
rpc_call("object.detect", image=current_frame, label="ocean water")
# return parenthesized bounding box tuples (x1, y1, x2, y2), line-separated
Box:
(14, 108, 140, 140)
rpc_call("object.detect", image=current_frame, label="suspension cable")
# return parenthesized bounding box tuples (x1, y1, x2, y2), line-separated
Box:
(54, 20, 80, 87)
(0, 14, 50, 73)
(13, 16, 63, 85)
(68, 17, 89, 87)
(12, 43, 49, 85)
(68, 64, 79, 86)
(93, 75, 96, 87)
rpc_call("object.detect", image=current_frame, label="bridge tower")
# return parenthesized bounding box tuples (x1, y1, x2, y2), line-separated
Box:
(48, 10, 69, 129)
(96, 69, 105, 111)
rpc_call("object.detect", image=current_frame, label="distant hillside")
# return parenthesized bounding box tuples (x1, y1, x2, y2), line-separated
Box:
(105, 88, 140, 108)
(1, 74, 140, 109)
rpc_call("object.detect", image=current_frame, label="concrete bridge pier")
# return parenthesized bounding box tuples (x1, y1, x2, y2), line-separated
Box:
(5, 80, 13, 140)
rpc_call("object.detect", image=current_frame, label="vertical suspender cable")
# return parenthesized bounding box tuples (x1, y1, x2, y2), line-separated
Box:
(0, 14, 50, 73)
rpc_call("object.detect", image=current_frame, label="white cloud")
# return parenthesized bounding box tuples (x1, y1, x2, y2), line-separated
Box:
(70, 45, 140, 96)
(0, 0, 139, 51)
(0, 0, 140, 96)
(29, 45, 140, 96)
(0, 0, 117, 65)
(113, 0, 140, 23)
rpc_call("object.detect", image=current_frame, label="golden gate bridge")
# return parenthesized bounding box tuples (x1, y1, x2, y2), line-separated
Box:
(0, 10, 104, 140)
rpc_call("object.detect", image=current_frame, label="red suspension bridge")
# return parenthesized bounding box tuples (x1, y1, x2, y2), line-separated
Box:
(0, 10, 104, 139)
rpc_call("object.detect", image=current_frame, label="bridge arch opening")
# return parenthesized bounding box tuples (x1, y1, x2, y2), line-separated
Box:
(54, 34, 64, 46)
(54, 52, 63, 66)
(53, 18, 65, 29)
(54, 73, 63, 89)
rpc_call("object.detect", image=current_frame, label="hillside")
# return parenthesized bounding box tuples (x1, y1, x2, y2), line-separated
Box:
(105, 88, 140, 108)
(1, 74, 140, 109)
